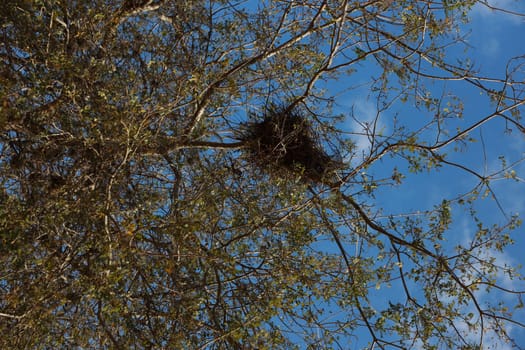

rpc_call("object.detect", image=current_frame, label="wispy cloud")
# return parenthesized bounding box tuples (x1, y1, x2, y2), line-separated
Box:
(345, 98, 388, 162)
(471, 0, 525, 25)
(467, 1, 524, 59)
(413, 216, 523, 349)
(478, 36, 501, 57)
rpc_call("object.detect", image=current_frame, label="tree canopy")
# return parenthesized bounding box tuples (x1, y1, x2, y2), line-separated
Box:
(1, 0, 524, 349)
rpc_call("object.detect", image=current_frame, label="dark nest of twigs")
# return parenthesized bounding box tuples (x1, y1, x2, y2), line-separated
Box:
(236, 104, 344, 184)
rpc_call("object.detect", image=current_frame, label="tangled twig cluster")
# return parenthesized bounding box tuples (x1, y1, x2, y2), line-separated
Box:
(238, 104, 343, 184)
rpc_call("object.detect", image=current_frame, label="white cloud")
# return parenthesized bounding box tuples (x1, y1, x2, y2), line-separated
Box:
(427, 218, 525, 349)
(346, 98, 388, 162)
(467, 1, 524, 59)
(471, 0, 525, 25)
(478, 36, 501, 57)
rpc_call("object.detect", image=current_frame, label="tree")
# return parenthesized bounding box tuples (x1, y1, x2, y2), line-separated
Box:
(1, 0, 524, 348)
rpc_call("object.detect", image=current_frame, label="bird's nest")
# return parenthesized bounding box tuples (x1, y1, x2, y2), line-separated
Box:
(237, 104, 344, 184)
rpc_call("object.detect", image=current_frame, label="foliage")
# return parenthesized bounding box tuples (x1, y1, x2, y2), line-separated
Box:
(1, 0, 524, 349)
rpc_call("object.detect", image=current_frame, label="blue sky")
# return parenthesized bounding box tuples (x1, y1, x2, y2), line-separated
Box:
(322, 2, 525, 348)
